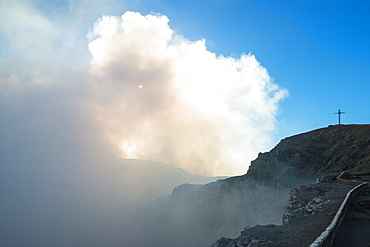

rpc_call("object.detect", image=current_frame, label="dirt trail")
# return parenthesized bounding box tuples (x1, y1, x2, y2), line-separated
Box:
(332, 185, 370, 247)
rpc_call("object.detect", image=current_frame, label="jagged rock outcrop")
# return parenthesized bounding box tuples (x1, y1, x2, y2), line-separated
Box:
(212, 181, 358, 247)
(246, 124, 370, 189)
(149, 176, 289, 247)
(281, 183, 335, 225)
(150, 125, 370, 247)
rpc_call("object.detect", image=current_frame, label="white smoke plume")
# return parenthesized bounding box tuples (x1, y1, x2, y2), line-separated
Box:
(0, 2, 287, 177)
(0, 2, 288, 246)
(87, 11, 287, 175)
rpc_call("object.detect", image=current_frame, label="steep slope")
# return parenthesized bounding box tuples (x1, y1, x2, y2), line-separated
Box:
(149, 177, 288, 247)
(150, 124, 370, 247)
(246, 124, 370, 189)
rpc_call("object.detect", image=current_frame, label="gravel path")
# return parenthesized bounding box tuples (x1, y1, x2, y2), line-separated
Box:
(267, 182, 355, 247)
(213, 181, 357, 247)
(332, 185, 370, 247)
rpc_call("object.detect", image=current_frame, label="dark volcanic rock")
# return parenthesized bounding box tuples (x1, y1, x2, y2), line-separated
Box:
(151, 177, 289, 247)
(246, 124, 370, 189)
(212, 181, 356, 247)
(150, 125, 370, 247)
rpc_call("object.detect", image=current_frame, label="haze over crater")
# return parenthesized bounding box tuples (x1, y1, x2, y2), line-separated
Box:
(0, 5, 287, 177)
(87, 11, 287, 175)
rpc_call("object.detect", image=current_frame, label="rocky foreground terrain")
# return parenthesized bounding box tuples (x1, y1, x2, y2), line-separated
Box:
(212, 179, 366, 246)
(147, 124, 370, 247)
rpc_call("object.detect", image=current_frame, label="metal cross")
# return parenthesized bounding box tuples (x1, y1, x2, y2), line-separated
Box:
(334, 109, 345, 125)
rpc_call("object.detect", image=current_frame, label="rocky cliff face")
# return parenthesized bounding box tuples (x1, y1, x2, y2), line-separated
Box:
(246, 124, 370, 189)
(149, 177, 289, 247)
(148, 125, 370, 247)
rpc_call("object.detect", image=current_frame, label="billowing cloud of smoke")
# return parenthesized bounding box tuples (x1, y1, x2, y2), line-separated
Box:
(87, 11, 287, 176)
(0, 2, 288, 246)
(0, 0, 287, 176)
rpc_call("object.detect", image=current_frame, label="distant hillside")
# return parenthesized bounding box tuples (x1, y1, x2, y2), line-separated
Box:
(116, 158, 227, 201)
(148, 124, 370, 247)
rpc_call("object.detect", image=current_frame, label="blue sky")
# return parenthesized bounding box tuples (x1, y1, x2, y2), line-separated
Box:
(3, 0, 369, 139)
(37, 0, 369, 139)
(1, 0, 369, 175)
(131, 0, 370, 138)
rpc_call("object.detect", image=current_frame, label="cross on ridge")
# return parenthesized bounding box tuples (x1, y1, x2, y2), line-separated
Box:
(334, 109, 345, 125)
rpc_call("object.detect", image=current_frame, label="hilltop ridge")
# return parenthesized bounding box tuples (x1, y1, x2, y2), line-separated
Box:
(147, 124, 370, 247)
(246, 124, 370, 189)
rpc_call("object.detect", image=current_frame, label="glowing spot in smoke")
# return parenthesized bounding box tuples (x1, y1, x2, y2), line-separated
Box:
(120, 140, 139, 158)
(88, 12, 288, 175)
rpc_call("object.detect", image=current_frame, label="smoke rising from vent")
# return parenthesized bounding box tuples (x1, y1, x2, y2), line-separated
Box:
(0, 2, 288, 246)
(87, 11, 287, 175)
(0, 1, 288, 176)
(0, 0, 290, 176)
